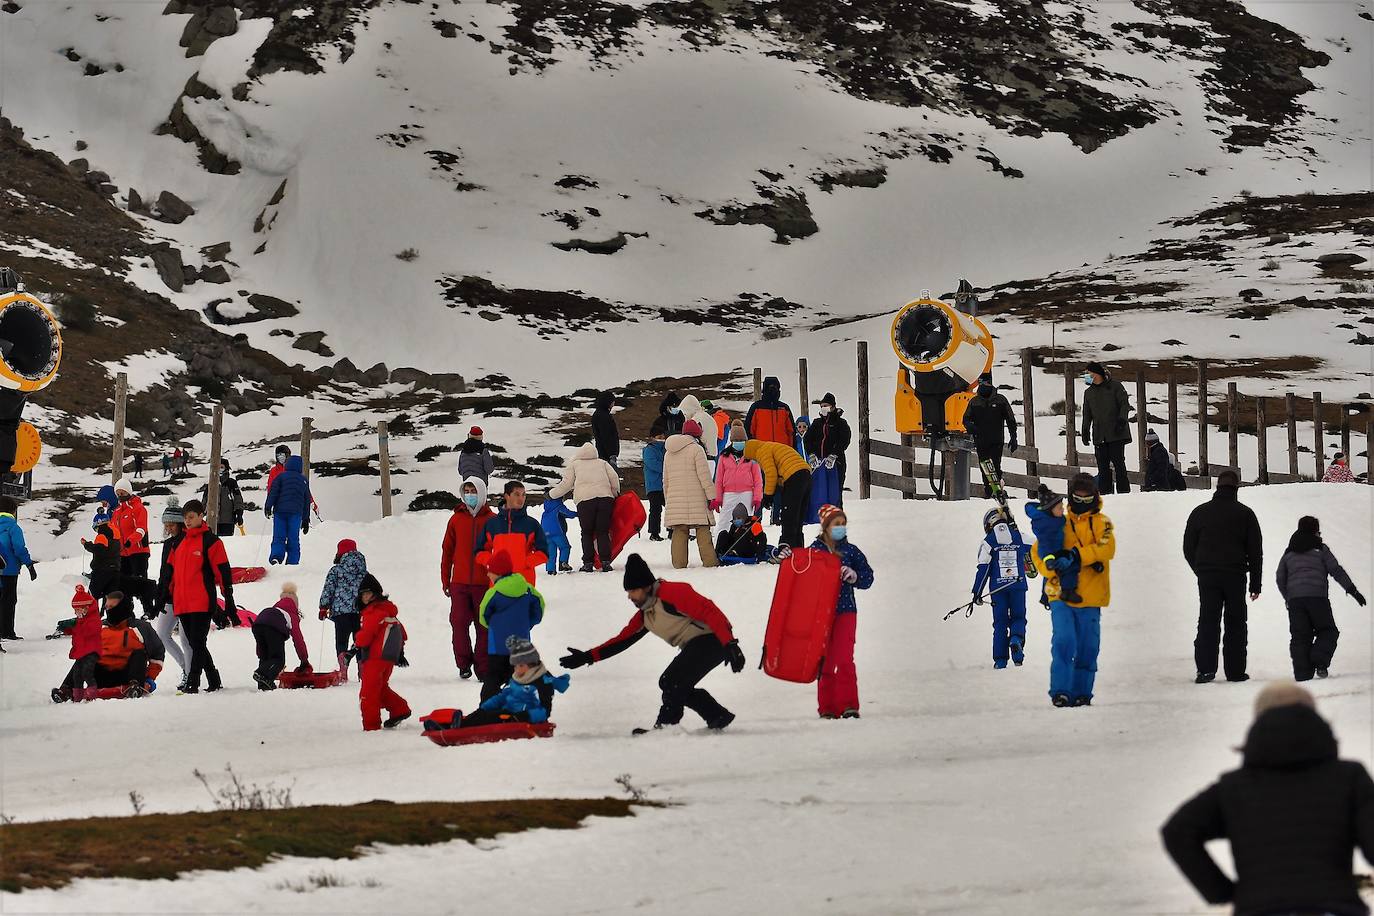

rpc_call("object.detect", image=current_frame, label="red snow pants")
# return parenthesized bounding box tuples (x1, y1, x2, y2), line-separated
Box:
(359, 659, 410, 731)
(449, 584, 489, 677)
(817, 612, 859, 717)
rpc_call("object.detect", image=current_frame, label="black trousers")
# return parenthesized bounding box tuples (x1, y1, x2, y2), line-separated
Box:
(1094, 440, 1131, 494)
(63, 651, 146, 689)
(332, 612, 361, 656)
(480, 654, 515, 702)
(577, 496, 615, 567)
(1194, 570, 1248, 679)
(63, 653, 98, 690)
(120, 556, 153, 614)
(181, 611, 219, 689)
(216, 522, 236, 537)
(975, 441, 1004, 498)
(0, 575, 18, 637)
(657, 634, 730, 726)
(779, 471, 812, 548)
(89, 568, 121, 601)
(1287, 597, 1339, 680)
(253, 623, 288, 682)
(647, 491, 664, 537)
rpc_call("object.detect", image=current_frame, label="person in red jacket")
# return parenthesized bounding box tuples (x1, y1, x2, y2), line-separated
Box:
(111, 478, 152, 612)
(441, 476, 495, 680)
(353, 574, 411, 731)
(560, 553, 746, 732)
(156, 499, 236, 694)
(52, 585, 102, 702)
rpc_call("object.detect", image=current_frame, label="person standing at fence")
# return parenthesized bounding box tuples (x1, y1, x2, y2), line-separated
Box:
(591, 391, 620, 469)
(806, 393, 853, 507)
(1182, 470, 1262, 685)
(657, 393, 685, 437)
(1320, 452, 1355, 483)
(1080, 362, 1133, 495)
(963, 375, 1017, 498)
(200, 459, 244, 537)
(1276, 516, 1366, 681)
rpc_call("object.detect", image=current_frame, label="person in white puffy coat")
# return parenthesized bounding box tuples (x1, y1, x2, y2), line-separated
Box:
(549, 442, 622, 572)
(677, 395, 718, 460)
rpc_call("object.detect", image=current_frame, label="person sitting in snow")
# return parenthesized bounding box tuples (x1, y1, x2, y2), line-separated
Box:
(54, 593, 148, 701)
(973, 508, 1032, 669)
(539, 495, 578, 576)
(1321, 451, 1355, 483)
(51, 586, 102, 702)
(449, 636, 570, 729)
(253, 583, 310, 690)
(1026, 485, 1082, 605)
(714, 503, 769, 563)
(478, 550, 546, 702)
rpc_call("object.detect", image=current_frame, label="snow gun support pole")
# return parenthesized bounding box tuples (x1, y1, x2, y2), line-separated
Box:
(944, 579, 1021, 621)
(111, 372, 127, 485)
(798, 357, 809, 416)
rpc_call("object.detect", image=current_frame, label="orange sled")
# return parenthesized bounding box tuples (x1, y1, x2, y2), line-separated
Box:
(277, 669, 345, 689)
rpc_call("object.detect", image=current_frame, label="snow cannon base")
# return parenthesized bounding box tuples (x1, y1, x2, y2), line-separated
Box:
(422, 720, 556, 747)
(277, 669, 345, 689)
(230, 566, 268, 585)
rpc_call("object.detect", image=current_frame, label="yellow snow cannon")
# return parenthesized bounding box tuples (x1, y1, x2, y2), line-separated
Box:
(891, 284, 993, 437)
(0, 283, 63, 482)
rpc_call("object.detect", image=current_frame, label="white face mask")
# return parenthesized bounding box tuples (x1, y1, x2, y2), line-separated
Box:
(819, 405, 832, 416)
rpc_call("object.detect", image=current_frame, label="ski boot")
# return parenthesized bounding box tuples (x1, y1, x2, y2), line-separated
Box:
(1315, 667, 1329, 679)
(383, 711, 412, 729)
(648, 534, 664, 542)
(1194, 672, 1215, 685)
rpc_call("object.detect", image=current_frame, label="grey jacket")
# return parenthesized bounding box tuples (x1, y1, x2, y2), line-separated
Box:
(1081, 378, 1133, 445)
(1276, 546, 1357, 602)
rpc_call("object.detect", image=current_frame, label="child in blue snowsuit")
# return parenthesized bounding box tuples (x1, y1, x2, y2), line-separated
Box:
(973, 509, 1032, 668)
(455, 636, 569, 728)
(540, 497, 578, 575)
(264, 455, 311, 565)
(1025, 485, 1081, 604)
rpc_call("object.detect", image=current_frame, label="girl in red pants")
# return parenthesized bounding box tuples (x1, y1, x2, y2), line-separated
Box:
(810, 505, 874, 719)
(354, 574, 411, 731)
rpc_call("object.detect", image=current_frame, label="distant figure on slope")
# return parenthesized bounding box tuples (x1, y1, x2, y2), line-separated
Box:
(200, 459, 244, 537)
(1275, 515, 1365, 681)
(590, 392, 620, 468)
(1321, 451, 1355, 483)
(133, 453, 143, 479)
(457, 427, 495, 486)
(974, 507, 1031, 669)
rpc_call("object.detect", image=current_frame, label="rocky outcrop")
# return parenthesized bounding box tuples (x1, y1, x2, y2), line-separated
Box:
(292, 331, 333, 357)
(154, 190, 195, 224)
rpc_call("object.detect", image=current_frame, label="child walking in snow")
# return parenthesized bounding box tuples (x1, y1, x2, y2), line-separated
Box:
(353, 574, 411, 731)
(808, 505, 873, 719)
(253, 583, 310, 690)
(318, 539, 367, 682)
(451, 636, 569, 728)
(1276, 516, 1367, 680)
(1026, 485, 1082, 605)
(973, 508, 1031, 668)
(540, 496, 578, 575)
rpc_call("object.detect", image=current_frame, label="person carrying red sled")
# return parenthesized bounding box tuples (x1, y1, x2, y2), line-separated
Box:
(353, 574, 411, 731)
(802, 505, 873, 719)
(441, 637, 570, 729)
(253, 583, 310, 690)
(560, 553, 745, 732)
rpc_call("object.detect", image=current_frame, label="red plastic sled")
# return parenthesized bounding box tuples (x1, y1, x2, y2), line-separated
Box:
(424, 721, 556, 747)
(231, 566, 268, 585)
(277, 669, 345, 689)
(763, 547, 841, 683)
(593, 493, 647, 569)
(89, 686, 144, 700)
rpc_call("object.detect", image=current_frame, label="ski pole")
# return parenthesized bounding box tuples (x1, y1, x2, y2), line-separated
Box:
(943, 579, 1022, 622)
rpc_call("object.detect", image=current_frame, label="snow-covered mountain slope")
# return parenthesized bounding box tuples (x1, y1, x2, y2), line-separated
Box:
(1, 485, 1370, 912)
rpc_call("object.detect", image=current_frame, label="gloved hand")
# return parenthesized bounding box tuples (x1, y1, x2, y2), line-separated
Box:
(761, 495, 773, 510)
(264, 508, 273, 519)
(1090, 562, 1105, 573)
(560, 647, 593, 669)
(752, 503, 761, 515)
(294, 662, 313, 675)
(235, 512, 245, 526)
(1081, 433, 1090, 447)
(708, 499, 721, 512)
(319, 608, 329, 620)
(1353, 589, 1367, 607)
(823, 456, 837, 470)
(397, 650, 409, 668)
(26, 563, 36, 581)
(724, 640, 746, 673)
(301, 520, 309, 535)
(442, 584, 451, 598)
(1009, 438, 1018, 454)
(973, 592, 984, 606)
(807, 455, 821, 470)
(840, 566, 858, 584)
(772, 544, 792, 561)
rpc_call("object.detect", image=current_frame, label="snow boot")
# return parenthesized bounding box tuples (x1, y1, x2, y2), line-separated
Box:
(840, 709, 860, 719)
(1051, 693, 1071, 708)
(579, 563, 595, 573)
(123, 682, 144, 699)
(51, 686, 70, 703)
(1226, 673, 1250, 683)
(338, 652, 350, 683)
(178, 683, 199, 695)
(1194, 672, 1216, 684)
(994, 659, 1008, 670)
(601, 564, 614, 573)
(1071, 696, 1092, 707)
(1010, 638, 1025, 666)
(1315, 667, 1329, 679)
(558, 563, 574, 572)
(648, 535, 664, 542)
(818, 712, 839, 720)
(253, 672, 275, 691)
(383, 711, 411, 730)
(458, 665, 473, 680)
(706, 711, 736, 731)
(205, 667, 222, 692)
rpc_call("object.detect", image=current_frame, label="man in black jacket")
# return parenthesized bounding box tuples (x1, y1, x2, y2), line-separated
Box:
(1162, 682, 1374, 916)
(590, 391, 619, 468)
(803, 392, 852, 507)
(963, 373, 1018, 498)
(1182, 470, 1262, 683)
(1080, 362, 1133, 494)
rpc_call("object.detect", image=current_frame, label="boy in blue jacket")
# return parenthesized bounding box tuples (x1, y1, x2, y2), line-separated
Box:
(642, 421, 667, 541)
(1025, 485, 1081, 604)
(478, 550, 545, 701)
(0, 496, 35, 640)
(540, 496, 578, 575)
(973, 508, 1032, 668)
(264, 455, 312, 565)
(453, 636, 569, 728)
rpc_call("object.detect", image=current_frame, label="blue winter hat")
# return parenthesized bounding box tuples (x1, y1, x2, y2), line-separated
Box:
(96, 484, 118, 506)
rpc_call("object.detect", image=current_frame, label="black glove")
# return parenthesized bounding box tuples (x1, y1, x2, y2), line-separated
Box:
(301, 520, 310, 535)
(235, 512, 244, 526)
(1008, 439, 1018, 454)
(973, 592, 985, 606)
(264, 508, 273, 519)
(761, 494, 773, 510)
(1080, 433, 1090, 447)
(1353, 589, 1367, 607)
(724, 640, 745, 673)
(560, 647, 593, 669)
(396, 650, 409, 668)
(26, 563, 36, 581)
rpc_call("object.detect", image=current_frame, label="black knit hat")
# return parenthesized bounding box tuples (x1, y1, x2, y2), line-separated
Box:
(1085, 362, 1107, 378)
(1036, 484, 1063, 512)
(813, 392, 837, 407)
(358, 573, 384, 601)
(622, 553, 655, 591)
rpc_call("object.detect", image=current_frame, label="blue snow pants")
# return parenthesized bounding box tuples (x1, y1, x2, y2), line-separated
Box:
(1049, 601, 1100, 701)
(270, 512, 302, 565)
(545, 531, 571, 574)
(991, 589, 1028, 664)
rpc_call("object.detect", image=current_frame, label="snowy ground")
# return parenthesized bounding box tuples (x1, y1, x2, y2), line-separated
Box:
(1, 482, 1370, 913)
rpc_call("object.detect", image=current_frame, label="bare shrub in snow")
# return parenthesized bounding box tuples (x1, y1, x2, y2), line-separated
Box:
(193, 764, 295, 811)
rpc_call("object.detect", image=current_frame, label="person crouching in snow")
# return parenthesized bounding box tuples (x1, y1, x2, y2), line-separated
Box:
(1321, 451, 1355, 483)
(809, 505, 873, 719)
(353, 574, 411, 731)
(560, 553, 745, 732)
(253, 584, 310, 690)
(973, 508, 1031, 669)
(539, 495, 578, 575)
(55, 593, 149, 701)
(52, 586, 102, 702)
(478, 550, 545, 702)
(454, 637, 570, 728)
(319, 539, 367, 682)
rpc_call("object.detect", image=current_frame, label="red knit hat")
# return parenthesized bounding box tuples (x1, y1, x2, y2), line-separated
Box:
(818, 504, 846, 530)
(488, 550, 514, 578)
(682, 419, 703, 438)
(71, 584, 96, 612)
(470, 426, 483, 438)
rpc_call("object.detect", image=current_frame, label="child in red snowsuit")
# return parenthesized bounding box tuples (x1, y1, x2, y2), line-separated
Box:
(353, 574, 411, 731)
(53, 585, 102, 702)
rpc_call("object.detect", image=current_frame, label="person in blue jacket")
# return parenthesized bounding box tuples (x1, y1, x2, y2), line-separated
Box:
(1025, 485, 1081, 605)
(540, 496, 578, 575)
(477, 550, 545, 702)
(264, 455, 312, 566)
(973, 508, 1032, 669)
(0, 496, 36, 640)
(93, 484, 118, 531)
(642, 421, 667, 541)
(455, 636, 569, 728)
(795, 415, 811, 462)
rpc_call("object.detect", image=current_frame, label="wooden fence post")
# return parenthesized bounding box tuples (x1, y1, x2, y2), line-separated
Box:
(1166, 360, 1178, 459)
(1064, 367, 1078, 467)
(206, 406, 224, 531)
(1286, 393, 1298, 476)
(1226, 382, 1238, 471)
(1196, 361, 1209, 481)
(111, 372, 127, 484)
(300, 418, 313, 494)
(1313, 392, 1324, 478)
(1021, 349, 1038, 490)
(1339, 407, 1350, 459)
(1256, 398, 1269, 485)
(378, 421, 392, 518)
(752, 368, 761, 403)
(1368, 415, 1373, 483)
(857, 342, 870, 499)
(798, 357, 809, 416)
(900, 433, 916, 500)
(1135, 370, 1147, 471)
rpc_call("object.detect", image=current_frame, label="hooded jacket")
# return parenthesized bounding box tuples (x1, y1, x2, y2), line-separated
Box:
(1321, 460, 1355, 483)
(70, 606, 102, 660)
(111, 495, 150, 558)
(677, 395, 718, 458)
(457, 438, 495, 484)
(641, 440, 666, 493)
(1161, 704, 1374, 916)
(1081, 375, 1133, 445)
(540, 497, 579, 540)
(1183, 486, 1263, 593)
(93, 485, 118, 531)
(963, 388, 1016, 449)
(264, 456, 312, 518)
(84, 520, 123, 573)
(476, 507, 548, 585)
(663, 433, 715, 527)
(714, 452, 763, 506)
(255, 594, 308, 664)
(355, 598, 407, 664)
(200, 472, 244, 526)
(320, 547, 368, 618)
(1142, 440, 1174, 491)
(441, 477, 495, 589)
(742, 440, 810, 495)
(591, 391, 620, 462)
(658, 394, 685, 436)
(744, 377, 795, 446)
(479, 672, 570, 723)
(479, 574, 545, 655)
(548, 443, 621, 504)
(1031, 499, 1115, 607)
(1277, 544, 1357, 602)
(158, 524, 234, 616)
(0, 513, 33, 572)
(804, 407, 853, 465)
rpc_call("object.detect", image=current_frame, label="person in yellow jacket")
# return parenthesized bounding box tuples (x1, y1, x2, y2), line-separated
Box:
(1031, 473, 1115, 708)
(742, 438, 811, 548)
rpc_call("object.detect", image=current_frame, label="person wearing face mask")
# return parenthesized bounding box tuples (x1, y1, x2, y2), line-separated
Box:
(809, 505, 873, 719)
(711, 421, 763, 538)
(657, 393, 686, 436)
(1031, 473, 1115, 707)
(804, 393, 854, 508)
(962, 375, 1017, 499)
(441, 477, 496, 680)
(1080, 362, 1134, 495)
